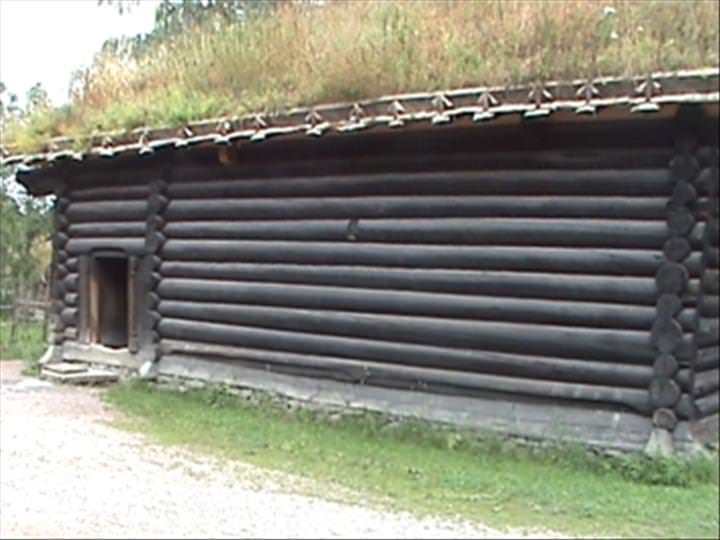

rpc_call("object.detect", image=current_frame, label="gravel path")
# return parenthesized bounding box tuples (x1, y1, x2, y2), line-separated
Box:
(0, 361, 557, 539)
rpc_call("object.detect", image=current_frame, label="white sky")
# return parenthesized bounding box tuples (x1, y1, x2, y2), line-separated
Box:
(0, 0, 160, 106)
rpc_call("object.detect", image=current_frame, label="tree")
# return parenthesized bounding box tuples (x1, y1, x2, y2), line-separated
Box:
(0, 169, 53, 307)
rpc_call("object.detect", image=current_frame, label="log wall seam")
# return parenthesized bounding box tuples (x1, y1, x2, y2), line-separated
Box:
(146, 177, 169, 362)
(649, 137, 706, 434)
(51, 182, 70, 347)
(692, 145, 720, 416)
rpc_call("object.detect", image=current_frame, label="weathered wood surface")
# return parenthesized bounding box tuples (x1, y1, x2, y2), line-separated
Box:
(68, 222, 147, 237)
(165, 196, 670, 221)
(169, 169, 673, 198)
(66, 238, 145, 256)
(156, 281, 695, 331)
(159, 338, 653, 388)
(163, 218, 671, 248)
(159, 340, 651, 413)
(55, 130, 720, 426)
(157, 315, 654, 365)
(161, 241, 665, 275)
(69, 184, 150, 201)
(66, 201, 147, 222)
(694, 369, 719, 397)
(159, 263, 661, 304)
(697, 346, 719, 371)
(696, 392, 719, 417)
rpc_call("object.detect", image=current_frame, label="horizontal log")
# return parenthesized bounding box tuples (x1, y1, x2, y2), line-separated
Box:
(55, 232, 69, 246)
(699, 296, 719, 318)
(160, 339, 651, 411)
(159, 339, 653, 388)
(706, 247, 720, 268)
(697, 347, 719, 371)
(69, 184, 150, 201)
(68, 222, 147, 238)
(662, 237, 691, 262)
(165, 196, 669, 221)
(168, 168, 672, 199)
(696, 392, 719, 417)
(650, 318, 683, 354)
(159, 262, 660, 305)
(674, 393, 697, 420)
(66, 238, 146, 256)
(653, 354, 678, 378)
(163, 218, 670, 249)
(656, 262, 689, 295)
(66, 201, 147, 222)
(65, 257, 78, 272)
(649, 377, 681, 408)
(156, 280, 689, 330)
(670, 180, 697, 206)
(64, 293, 78, 307)
(702, 270, 719, 294)
(674, 335, 697, 364)
(657, 294, 682, 319)
(176, 143, 675, 177)
(675, 368, 693, 392)
(157, 306, 654, 364)
(697, 319, 720, 347)
(161, 241, 664, 275)
(62, 274, 78, 292)
(60, 308, 77, 325)
(706, 218, 719, 246)
(63, 327, 77, 341)
(667, 206, 695, 236)
(694, 369, 719, 397)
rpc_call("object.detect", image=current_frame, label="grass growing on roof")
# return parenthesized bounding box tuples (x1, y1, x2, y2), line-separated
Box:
(105, 380, 720, 539)
(4, 0, 720, 153)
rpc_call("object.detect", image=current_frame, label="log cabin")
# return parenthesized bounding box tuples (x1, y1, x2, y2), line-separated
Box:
(5, 68, 719, 453)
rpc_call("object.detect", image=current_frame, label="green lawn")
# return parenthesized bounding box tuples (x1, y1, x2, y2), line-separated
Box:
(0, 319, 47, 370)
(105, 381, 720, 539)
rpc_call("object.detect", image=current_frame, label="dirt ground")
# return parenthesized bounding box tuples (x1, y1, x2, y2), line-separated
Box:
(1, 361, 555, 539)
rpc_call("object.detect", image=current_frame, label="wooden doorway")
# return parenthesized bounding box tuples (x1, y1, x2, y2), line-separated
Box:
(84, 254, 132, 349)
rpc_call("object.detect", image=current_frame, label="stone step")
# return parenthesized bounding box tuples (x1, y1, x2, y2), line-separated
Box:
(42, 361, 89, 375)
(41, 367, 119, 385)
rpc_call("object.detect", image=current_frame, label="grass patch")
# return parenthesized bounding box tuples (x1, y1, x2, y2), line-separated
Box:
(0, 319, 47, 374)
(4, 0, 719, 152)
(105, 380, 720, 538)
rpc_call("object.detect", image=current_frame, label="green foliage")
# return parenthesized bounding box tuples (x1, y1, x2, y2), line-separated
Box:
(0, 172, 53, 306)
(106, 381, 720, 538)
(6, 0, 720, 153)
(0, 319, 46, 369)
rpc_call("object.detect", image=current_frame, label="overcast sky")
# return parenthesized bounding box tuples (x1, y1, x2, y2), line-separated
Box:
(0, 0, 160, 106)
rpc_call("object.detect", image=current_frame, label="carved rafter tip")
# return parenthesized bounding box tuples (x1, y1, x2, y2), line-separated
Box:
(349, 103, 365, 122)
(178, 125, 194, 138)
(636, 73, 662, 101)
(388, 100, 406, 127)
(431, 93, 453, 111)
(304, 108, 323, 126)
(251, 113, 267, 129)
(528, 82, 553, 107)
(477, 89, 498, 110)
(575, 79, 600, 114)
(576, 79, 600, 102)
(216, 119, 233, 134)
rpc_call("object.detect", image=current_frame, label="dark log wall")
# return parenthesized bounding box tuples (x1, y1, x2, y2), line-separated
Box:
(691, 146, 719, 419)
(153, 131, 697, 416)
(46, 115, 717, 429)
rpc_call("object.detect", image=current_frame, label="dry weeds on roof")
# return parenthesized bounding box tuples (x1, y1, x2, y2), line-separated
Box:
(3, 0, 719, 153)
